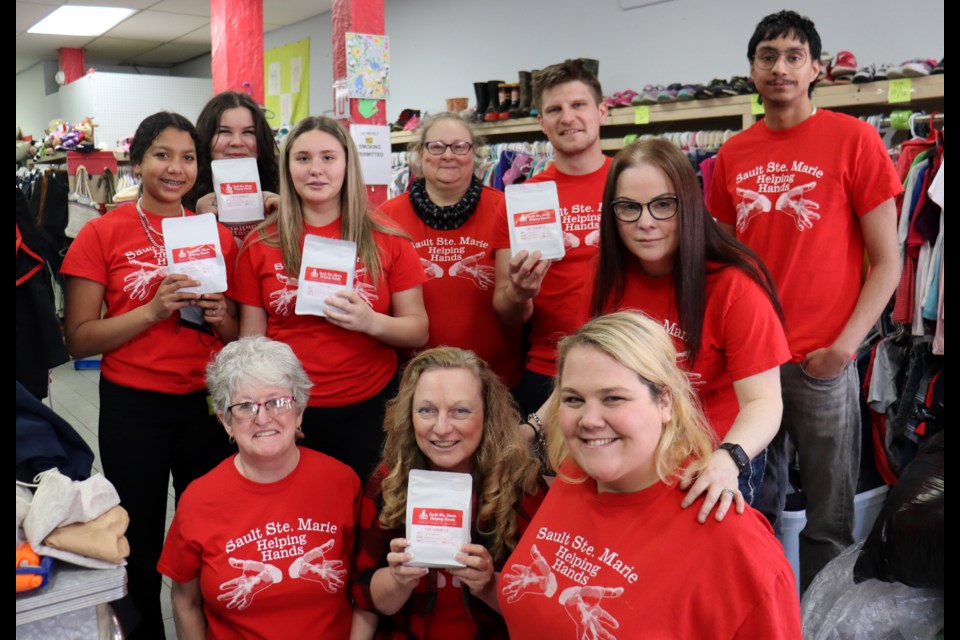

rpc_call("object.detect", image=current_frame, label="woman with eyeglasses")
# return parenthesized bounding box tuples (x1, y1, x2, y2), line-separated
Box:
(159, 336, 363, 639)
(586, 138, 789, 522)
(234, 116, 428, 483)
(378, 113, 524, 390)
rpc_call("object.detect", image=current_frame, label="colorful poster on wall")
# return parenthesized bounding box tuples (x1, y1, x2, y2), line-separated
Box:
(346, 33, 389, 99)
(264, 38, 310, 128)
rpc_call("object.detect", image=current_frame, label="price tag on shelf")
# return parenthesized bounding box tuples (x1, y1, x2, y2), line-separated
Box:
(623, 134, 638, 146)
(634, 106, 650, 125)
(888, 79, 912, 104)
(750, 94, 765, 115)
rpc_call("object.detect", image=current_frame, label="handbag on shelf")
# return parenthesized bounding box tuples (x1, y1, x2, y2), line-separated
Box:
(65, 165, 100, 239)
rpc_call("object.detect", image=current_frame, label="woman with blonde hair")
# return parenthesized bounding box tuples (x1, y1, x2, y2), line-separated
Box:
(234, 116, 428, 481)
(499, 311, 801, 638)
(352, 346, 546, 638)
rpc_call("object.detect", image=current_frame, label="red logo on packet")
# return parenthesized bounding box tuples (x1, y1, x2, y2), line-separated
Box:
(304, 267, 347, 285)
(411, 508, 463, 527)
(513, 209, 557, 227)
(220, 182, 258, 195)
(172, 244, 217, 263)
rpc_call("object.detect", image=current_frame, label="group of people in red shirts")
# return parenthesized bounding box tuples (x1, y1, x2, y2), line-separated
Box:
(59, 8, 902, 639)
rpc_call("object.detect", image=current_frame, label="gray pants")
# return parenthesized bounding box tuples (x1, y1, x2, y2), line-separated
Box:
(762, 360, 861, 593)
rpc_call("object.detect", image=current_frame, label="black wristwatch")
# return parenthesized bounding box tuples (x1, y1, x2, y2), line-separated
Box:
(717, 443, 749, 474)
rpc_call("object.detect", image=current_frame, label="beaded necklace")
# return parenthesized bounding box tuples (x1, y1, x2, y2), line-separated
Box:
(136, 197, 184, 252)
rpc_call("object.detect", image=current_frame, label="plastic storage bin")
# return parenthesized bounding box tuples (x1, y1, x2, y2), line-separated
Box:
(777, 484, 889, 595)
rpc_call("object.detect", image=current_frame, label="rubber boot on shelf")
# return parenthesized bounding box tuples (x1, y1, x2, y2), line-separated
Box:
(508, 83, 522, 118)
(497, 83, 511, 120)
(518, 71, 533, 117)
(528, 70, 540, 116)
(473, 82, 490, 123)
(485, 80, 504, 122)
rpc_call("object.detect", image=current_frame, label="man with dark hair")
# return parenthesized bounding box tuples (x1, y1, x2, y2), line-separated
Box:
(493, 59, 610, 417)
(707, 10, 902, 593)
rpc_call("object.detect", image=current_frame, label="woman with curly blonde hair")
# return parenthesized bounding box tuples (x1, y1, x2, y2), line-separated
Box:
(351, 346, 546, 638)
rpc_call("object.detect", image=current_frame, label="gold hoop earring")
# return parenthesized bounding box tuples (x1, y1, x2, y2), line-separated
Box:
(228, 435, 235, 444)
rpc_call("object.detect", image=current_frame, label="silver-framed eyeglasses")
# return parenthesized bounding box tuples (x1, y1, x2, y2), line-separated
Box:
(753, 47, 809, 70)
(423, 140, 474, 155)
(227, 397, 295, 421)
(611, 196, 679, 222)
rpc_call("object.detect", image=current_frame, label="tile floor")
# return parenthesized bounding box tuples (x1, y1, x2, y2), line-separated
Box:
(47, 359, 178, 639)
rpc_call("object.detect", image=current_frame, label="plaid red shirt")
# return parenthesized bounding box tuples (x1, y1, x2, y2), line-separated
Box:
(351, 464, 547, 639)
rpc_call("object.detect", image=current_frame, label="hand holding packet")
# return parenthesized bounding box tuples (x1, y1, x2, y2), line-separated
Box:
(162, 213, 228, 294)
(505, 181, 566, 260)
(405, 469, 472, 569)
(295, 235, 358, 317)
(212, 158, 265, 224)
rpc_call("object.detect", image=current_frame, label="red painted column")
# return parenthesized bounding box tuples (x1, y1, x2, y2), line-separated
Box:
(331, 0, 387, 207)
(59, 48, 85, 84)
(210, 0, 264, 102)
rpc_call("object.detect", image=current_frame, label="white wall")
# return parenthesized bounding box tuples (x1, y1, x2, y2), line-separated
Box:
(16, 63, 64, 142)
(16, 0, 944, 138)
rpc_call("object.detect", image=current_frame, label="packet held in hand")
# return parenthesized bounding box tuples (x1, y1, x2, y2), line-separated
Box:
(405, 469, 472, 568)
(505, 181, 565, 260)
(212, 158, 265, 224)
(295, 235, 357, 317)
(162, 213, 227, 294)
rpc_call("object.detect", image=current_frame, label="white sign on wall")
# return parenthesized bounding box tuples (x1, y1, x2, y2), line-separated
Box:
(348, 124, 390, 185)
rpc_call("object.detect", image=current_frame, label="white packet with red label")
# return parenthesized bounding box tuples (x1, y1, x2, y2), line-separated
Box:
(405, 469, 472, 568)
(505, 181, 566, 260)
(212, 157, 265, 224)
(162, 213, 227, 294)
(295, 235, 357, 317)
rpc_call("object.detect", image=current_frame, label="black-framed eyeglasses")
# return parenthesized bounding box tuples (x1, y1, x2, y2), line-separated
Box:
(227, 397, 295, 421)
(610, 196, 679, 222)
(752, 47, 809, 70)
(423, 140, 474, 156)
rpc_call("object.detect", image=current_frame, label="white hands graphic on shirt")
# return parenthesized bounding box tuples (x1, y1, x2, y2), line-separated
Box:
(353, 268, 379, 306)
(559, 585, 624, 640)
(449, 252, 496, 290)
(776, 182, 821, 230)
(584, 229, 601, 247)
(122, 260, 167, 301)
(501, 544, 558, 603)
(420, 258, 444, 280)
(268, 273, 298, 316)
(564, 232, 581, 250)
(735, 188, 772, 233)
(288, 539, 347, 594)
(217, 558, 283, 610)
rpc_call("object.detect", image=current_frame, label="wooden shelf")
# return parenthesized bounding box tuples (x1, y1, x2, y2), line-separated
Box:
(391, 74, 944, 151)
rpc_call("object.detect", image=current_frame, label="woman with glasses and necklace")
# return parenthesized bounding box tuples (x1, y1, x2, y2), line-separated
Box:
(379, 113, 524, 391)
(61, 111, 239, 639)
(585, 138, 790, 522)
(159, 336, 363, 639)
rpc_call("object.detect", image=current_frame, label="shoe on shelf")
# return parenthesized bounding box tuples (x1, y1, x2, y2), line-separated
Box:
(693, 84, 713, 99)
(603, 91, 624, 108)
(887, 58, 935, 78)
(874, 64, 892, 81)
(852, 64, 876, 83)
(403, 113, 422, 131)
(729, 76, 751, 94)
(931, 58, 944, 74)
(817, 51, 833, 81)
(658, 84, 680, 103)
(677, 84, 697, 100)
(830, 50, 858, 78)
(708, 78, 737, 97)
(391, 108, 420, 132)
(640, 84, 661, 105)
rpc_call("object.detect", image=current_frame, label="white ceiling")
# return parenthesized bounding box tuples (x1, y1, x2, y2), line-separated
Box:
(16, 0, 332, 74)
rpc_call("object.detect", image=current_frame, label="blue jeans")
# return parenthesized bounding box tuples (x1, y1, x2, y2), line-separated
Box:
(760, 360, 860, 593)
(739, 450, 766, 506)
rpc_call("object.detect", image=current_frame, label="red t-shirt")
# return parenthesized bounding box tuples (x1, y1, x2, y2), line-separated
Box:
(494, 158, 611, 376)
(233, 220, 425, 407)
(498, 468, 801, 639)
(586, 264, 790, 438)
(60, 202, 238, 393)
(380, 187, 523, 387)
(158, 448, 360, 640)
(707, 110, 903, 361)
